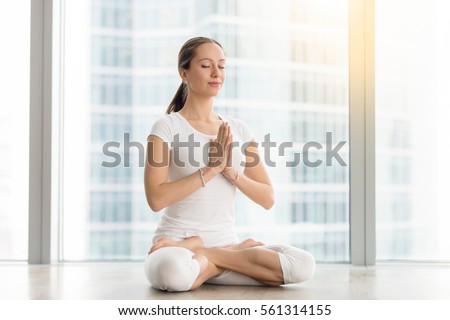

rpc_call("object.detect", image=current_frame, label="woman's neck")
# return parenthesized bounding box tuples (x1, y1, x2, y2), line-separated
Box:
(179, 94, 218, 122)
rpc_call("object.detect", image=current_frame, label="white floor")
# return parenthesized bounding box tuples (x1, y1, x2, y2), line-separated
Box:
(1, 263, 449, 300)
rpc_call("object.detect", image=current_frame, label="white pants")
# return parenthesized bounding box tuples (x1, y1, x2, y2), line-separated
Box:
(144, 244, 316, 292)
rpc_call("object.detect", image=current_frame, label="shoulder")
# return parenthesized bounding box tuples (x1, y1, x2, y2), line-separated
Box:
(152, 113, 177, 126)
(151, 113, 184, 131)
(150, 113, 180, 142)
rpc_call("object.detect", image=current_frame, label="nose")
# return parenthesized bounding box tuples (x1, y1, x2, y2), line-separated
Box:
(211, 65, 220, 78)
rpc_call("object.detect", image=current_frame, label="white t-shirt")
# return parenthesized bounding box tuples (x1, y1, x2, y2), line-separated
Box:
(149, 112, 255, 248)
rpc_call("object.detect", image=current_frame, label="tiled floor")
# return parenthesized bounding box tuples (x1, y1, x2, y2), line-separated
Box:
(1, 263, 449, 300)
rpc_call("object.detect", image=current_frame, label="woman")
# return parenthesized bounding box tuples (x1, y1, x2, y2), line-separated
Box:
(144, 37, 315, 291)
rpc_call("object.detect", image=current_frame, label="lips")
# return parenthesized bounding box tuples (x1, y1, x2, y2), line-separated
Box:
(208, 82, 222, 87)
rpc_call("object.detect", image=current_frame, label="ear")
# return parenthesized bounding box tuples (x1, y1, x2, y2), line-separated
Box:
(179, 68, 189, 83)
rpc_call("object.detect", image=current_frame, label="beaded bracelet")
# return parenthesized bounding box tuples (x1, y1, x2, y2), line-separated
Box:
(199, 168, 206, 187)
(230, 170, 239, 184)
(222, 169, 239, 184)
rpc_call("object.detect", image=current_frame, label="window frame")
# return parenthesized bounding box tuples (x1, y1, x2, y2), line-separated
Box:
(28, 0, 376, 265)
(29, 0, 54, 264)
(349, 0, 375, 265)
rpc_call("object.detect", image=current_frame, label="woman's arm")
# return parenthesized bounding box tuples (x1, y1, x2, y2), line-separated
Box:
(144, 123, 232, 212)
(223, 140, 274, 210)
(144, 134, 219, 212)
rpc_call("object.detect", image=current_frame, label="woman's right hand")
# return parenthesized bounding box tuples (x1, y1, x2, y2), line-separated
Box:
(208, 122, 232, 173)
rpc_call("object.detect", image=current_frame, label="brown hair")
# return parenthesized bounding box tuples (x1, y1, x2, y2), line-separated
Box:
(165, 37, 223, 114)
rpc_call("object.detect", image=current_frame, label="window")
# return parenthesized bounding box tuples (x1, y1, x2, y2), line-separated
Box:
(20, 0, 450, 265)
(0, 2, 30, 261)
(61, 0, 349, 262)
(376, 0, 450, 261)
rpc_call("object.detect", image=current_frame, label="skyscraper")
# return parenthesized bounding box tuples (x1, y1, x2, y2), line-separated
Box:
(87, 0, 350, 261)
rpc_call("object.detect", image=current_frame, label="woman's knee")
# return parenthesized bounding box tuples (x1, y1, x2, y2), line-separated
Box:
(144, 247, 200, 292)
(289, 249, 316, 283)
(269, 244, 316, 284)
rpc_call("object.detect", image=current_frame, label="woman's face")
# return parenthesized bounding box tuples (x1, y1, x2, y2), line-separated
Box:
(181, 42, 226, 98)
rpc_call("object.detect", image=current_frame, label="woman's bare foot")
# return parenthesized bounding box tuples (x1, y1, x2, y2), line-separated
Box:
(190, 259, 224, 290)
(148, 236, 204, 254)
(227, 238, 265, 250)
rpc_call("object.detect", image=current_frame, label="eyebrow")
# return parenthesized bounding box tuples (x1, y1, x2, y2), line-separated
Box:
(198, 58, 226, 62)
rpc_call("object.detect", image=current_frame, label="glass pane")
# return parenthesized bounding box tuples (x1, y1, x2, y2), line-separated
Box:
(0, 2, 30, 260)
(376, 0, 450, 260)
(63, 0, 349, 262)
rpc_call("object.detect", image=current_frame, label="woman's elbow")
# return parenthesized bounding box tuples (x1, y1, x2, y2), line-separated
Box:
(149, 202, 163, 213)
(262, 193, 275, 210)
(263, 200, 275, 210)
(146, 195, 164, 212)
(144, 183, 166, 212)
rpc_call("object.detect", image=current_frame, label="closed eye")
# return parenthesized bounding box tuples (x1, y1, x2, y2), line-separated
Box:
(201, 65, 225, 69)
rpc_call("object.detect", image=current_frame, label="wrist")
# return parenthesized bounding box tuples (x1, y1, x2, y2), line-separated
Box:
(204, 164, 222, 176)
(222, 168, 239, 184)
(222, 166, 232, 174)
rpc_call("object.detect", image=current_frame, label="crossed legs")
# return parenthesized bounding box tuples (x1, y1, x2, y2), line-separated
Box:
(147, 236, 286, 291)
(195, 244, 284, 286)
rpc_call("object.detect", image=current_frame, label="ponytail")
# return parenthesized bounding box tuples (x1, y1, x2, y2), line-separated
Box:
(166, 82, 187, 114)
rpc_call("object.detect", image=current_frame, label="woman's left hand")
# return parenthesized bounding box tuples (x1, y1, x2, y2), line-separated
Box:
(208, 122, 233, 173)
